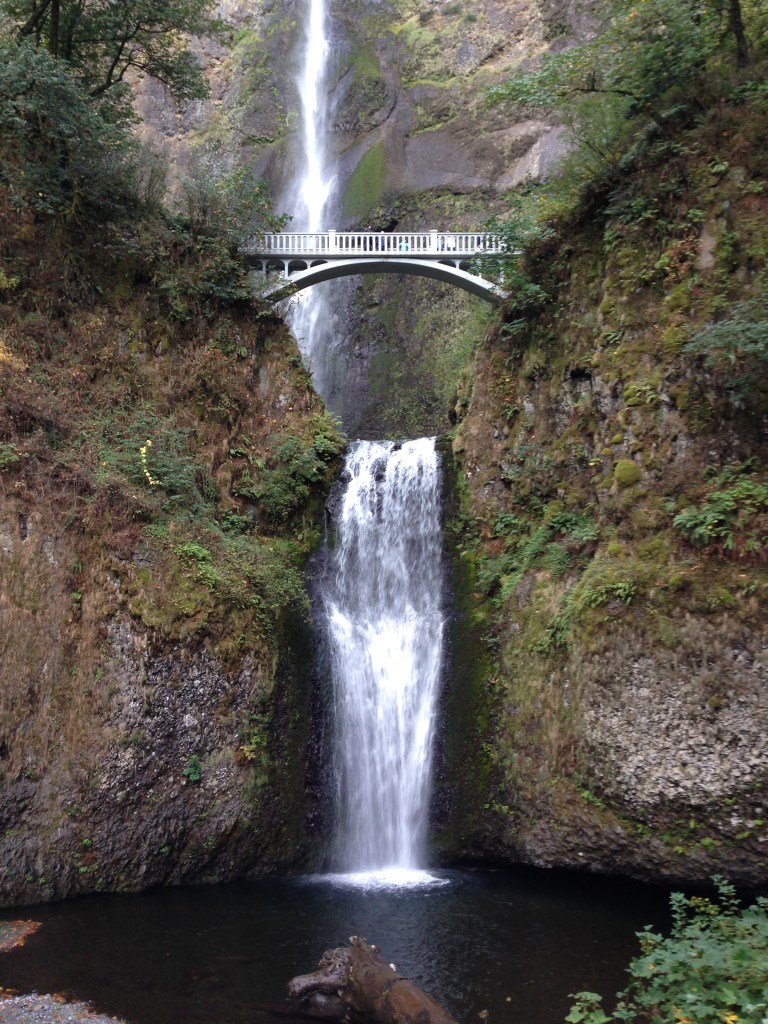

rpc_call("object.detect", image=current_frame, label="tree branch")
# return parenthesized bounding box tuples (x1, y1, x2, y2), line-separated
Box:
(15, 0, 54, 41)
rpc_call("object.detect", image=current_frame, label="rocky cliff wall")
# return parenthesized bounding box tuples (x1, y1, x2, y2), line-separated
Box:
(435, 94, 768, 885)
(0, 221, 341, 904)
(137, 0, 587, 210)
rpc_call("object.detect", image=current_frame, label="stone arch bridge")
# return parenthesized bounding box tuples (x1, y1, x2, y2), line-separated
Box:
(245, 231, 507, 304)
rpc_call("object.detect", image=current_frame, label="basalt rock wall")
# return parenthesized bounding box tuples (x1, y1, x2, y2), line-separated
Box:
(434, 95, 768, 885)
(0, 237, 339, 904)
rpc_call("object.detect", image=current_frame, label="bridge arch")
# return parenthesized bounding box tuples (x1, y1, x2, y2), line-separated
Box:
(252, 257, 505, 305)
(247, 230, 508, 306)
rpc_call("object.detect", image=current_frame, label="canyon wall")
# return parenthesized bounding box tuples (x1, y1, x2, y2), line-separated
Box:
(2, 0, 766, 903)
(0, 247, 339, 903)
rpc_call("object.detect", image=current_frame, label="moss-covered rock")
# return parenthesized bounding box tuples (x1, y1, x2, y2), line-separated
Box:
(0, 208, 340, 905)
(613, 459, 641, 488)
(440, 89, 768, 885)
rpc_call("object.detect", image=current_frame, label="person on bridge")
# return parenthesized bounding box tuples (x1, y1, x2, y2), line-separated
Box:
(364, 225, 378, 252)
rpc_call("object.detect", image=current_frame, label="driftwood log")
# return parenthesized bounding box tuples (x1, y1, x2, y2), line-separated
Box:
(287, 935, 457, 1024)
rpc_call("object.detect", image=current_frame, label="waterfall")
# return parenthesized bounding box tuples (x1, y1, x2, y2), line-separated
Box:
(283, 0, 336, 398)
(323, 439, 445, 881)
(285, 5, 447, 885)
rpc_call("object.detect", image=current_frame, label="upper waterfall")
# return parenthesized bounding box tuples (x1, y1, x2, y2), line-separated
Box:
(293, 0, 334, 231)
(281, 0, 338, 399)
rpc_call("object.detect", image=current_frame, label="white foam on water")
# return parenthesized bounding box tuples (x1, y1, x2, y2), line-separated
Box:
(310, 869, 449, 891)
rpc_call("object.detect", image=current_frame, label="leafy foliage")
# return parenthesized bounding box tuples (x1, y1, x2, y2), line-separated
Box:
(566, 878, 768, 1024)
(489, 0, 721, 122)
(179, 149, 288, 246)
(684, 295, 768, 405)
(153, 150, 289, 316)
(479, 508, 599, 605)
(0, 441, 20, 470)
(2, 0, 221, 100)
(93, 411, 215, 515)
(0, 0, 224, 218)
(234, 416, 345, 528)
(673, 465, 768, 558)
(484, 0, 768, 273)
(476, 190, 554, 303)
(183, 755, 202, 783)
(0, 39, 137, 218)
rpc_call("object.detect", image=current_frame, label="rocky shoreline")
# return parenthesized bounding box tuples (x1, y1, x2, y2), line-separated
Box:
(0, 922, 129, 1024)
(0, 994, 129, 1024)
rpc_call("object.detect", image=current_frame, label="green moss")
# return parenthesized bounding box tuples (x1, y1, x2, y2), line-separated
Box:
(342, 141, 386, 222)
(664, 282, 694, 313)
(614, 459, 641, 488)
(661, 324, 689, 356)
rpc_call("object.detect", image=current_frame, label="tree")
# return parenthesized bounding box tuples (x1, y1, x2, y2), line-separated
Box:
(489, 0, 722, 126)
(1, 0, 223, 100)
(0, 38, 137, 216)
(485, 0, 765, 234)
(0, 0, 225, 220)
(179, 149, 289, 246)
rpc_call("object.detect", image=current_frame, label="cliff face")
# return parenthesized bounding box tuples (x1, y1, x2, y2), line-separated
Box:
(134, 0, 592, 437)
(0, 212, 342, 905)
(3, 0, 766, 904)
(437, 95, 768, 885)
(136, 0, 584, 207)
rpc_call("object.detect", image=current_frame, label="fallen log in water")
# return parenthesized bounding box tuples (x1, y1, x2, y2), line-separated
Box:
(287, 935, 458, 1024)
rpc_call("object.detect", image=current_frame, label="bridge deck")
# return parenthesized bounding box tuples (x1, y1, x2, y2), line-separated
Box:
(252, 230, 503, 259)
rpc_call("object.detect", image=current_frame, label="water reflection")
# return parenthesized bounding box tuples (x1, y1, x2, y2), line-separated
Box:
(0, 868, 670, 1024)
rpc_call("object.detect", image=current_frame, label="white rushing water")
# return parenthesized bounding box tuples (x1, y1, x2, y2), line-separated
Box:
(285, 5, 447, 886)
(283, 0, 336, 395)
(323, 439, 446, 881)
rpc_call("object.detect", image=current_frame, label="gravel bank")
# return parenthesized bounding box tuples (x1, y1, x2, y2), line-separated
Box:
(0, 995, 128, 1024)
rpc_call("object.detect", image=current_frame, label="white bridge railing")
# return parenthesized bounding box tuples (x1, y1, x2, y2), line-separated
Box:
(254, 230, 504, 258)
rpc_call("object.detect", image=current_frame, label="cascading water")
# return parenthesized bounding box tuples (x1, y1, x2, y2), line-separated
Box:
(282, 0, 336, 398)
(286, 4, 447, 883)
(323, 439, 445, 881)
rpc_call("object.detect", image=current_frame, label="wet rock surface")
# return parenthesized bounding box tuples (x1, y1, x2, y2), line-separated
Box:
(0, 610, 310, 906)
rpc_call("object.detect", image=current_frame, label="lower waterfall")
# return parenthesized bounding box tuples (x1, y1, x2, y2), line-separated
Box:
(321, 438, 445, 880)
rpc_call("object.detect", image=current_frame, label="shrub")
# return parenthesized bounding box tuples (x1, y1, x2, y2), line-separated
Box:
(0, 442, 20, 471)
(0, 40, 137, 220)
(183, 755, 202, 783)
(233, 418, 344, 528)
(93, 412, 215, 515)
(566, 878, 768, 1024)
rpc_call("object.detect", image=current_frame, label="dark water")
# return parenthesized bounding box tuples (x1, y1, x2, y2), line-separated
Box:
(0, 868, 671, 1024)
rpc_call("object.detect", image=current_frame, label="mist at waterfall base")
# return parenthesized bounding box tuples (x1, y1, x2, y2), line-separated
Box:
(0, 869, 672, 1024)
